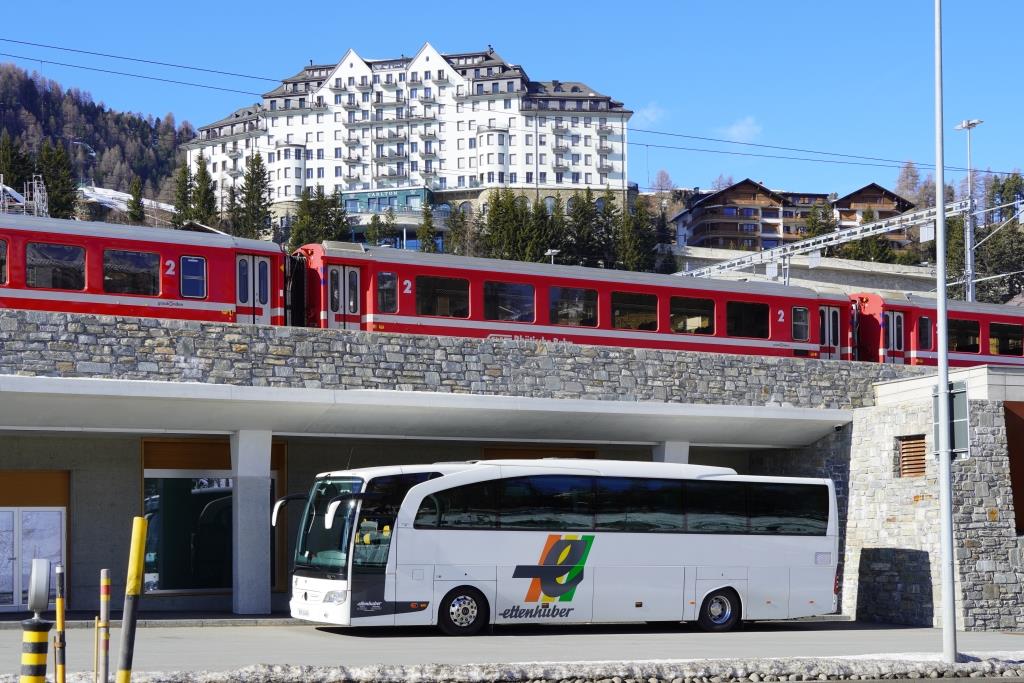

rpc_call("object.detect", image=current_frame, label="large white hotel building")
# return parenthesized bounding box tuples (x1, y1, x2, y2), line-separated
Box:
(184, 43, 633, 245)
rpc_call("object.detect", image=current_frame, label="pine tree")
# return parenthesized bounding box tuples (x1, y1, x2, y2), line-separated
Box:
(223, 184, 242, 235)
(565, 189, 598, 266)
(365, 213, 385, 246)
(549, 196, 567, 261)
(238, 153, 272, 239)
(0, 129, 30, 191)
(324, 190, 352, 243)
(522, 197, 553, 263)
(594, 188, 621, 268)
(39, 140, 77, 219)
(839, 208, 893, 263)
(418, 203, 438, 252)
(288, 188, 317, 252)
(445, 205, 478, 256)
(383, 207, 399, 247)
(171, 162, 193, 227)
(191, 154, 216, 225)
(615, 205, 642, 272)
(126, 176, 145, 224)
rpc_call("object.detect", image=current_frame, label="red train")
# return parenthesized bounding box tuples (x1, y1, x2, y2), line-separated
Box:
(2, 214, 1023, 368)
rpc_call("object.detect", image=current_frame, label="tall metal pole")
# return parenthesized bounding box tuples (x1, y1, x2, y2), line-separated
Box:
(934, 0, 958, 664)
(964, 125, 975, 302)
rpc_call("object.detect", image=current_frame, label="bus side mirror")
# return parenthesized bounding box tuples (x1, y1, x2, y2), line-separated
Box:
(271, 493, 307, 527)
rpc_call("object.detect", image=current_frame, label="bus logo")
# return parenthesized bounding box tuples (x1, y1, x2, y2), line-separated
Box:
(512, 534, 594, 602)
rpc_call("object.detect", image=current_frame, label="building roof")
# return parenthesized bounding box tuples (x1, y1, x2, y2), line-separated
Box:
(197, 104, 262, 132)
(686, 178, 786, 210)
(832, 182, 914, 210)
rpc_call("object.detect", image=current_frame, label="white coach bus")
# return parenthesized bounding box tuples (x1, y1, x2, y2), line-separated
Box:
(273, 459, 838, 635)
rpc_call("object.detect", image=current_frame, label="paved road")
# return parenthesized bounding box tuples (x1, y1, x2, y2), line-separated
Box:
(3, 620, 1022, 672)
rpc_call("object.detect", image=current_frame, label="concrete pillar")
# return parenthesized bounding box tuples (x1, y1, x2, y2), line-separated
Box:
(653, 441, 690, 464)
(230, 429, 272, 614)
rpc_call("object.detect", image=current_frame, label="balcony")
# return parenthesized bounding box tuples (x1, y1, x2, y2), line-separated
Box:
(596, 144, 613, 155)
(454, 89, 469, 100)
(225, 148, 243, 159)
(419, 148, 437, 158)
(345, 172, 361, 181)
(553, 160, 569, 171)
(329, 81, 347, 92)
(436, 73, 449, 82)
(375, 151, 407, 161)
(355, 81, 372, 90)
(419, 94, 437, 104)
(420, 129, 438, 139)
(226, 167, 243, 178)
(553, 124, 570, 134)
(597, 124, 614, 135)
(347, 155, 362, 163)
(385, 168, 409, 178)
(552, 143, 569, 153)
(381, 79, 398, 88)
(407, 111, 437, 122)
(343, 137, 362, 147)
(597, 162, 613, 173)
(388, 130, 408, 141)
(345, 118, 373, 127)
(342, 100, 362, 110)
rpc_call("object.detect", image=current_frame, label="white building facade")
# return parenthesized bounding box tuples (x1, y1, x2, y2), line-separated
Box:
(184, 43, 633, 239)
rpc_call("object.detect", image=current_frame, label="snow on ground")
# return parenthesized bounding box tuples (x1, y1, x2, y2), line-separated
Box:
(4, 652, 1024, 683)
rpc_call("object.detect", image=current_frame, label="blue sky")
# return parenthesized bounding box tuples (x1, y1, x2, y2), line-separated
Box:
(3, 1, 1017, 196)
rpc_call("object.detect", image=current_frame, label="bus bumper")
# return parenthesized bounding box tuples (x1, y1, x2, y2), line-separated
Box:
(290, 576, 351, 625)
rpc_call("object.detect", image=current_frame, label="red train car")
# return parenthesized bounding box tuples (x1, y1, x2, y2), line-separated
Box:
(0, 214, 286, 325)
(854, 291, 1024, 367)
(297, 241, 831, 358)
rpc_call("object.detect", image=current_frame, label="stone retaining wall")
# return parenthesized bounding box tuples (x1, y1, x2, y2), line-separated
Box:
(0, 309, 929, 408)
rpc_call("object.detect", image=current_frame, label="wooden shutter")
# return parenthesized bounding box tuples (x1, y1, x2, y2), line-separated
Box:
(898, 436, 927, 477)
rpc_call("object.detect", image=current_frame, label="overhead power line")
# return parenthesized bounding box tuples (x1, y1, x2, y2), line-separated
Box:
(0, 51, 265, 96)
(0, 37, 280, 82)
(1, 44, 1017, 178)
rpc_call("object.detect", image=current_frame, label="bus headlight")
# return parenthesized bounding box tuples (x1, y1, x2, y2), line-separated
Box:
(323, 591, 347, 604)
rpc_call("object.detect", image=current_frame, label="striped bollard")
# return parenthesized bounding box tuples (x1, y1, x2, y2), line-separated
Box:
(19, 618, 52, 683)
(116, 517, 147, 683)
(54, 564, 66, 683)
(99, 568, 111, 683)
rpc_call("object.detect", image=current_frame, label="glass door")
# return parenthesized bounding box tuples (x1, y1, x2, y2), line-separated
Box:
(0, 507, 66, 612)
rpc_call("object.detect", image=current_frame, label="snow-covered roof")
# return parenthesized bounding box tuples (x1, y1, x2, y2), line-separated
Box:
(77, 185, 176, 214)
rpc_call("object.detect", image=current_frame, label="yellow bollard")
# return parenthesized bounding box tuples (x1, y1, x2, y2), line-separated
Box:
(99, 569, 111, 683)
(19, 618, 52, 683)
(54, 564, 66, 683)
(116, 517, 147, 683)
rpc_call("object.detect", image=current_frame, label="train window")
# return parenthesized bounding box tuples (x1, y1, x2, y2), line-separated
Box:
(26, 242, 85, 290)
(347, 270, 359, 314)
(329, 269, 340, 312)
(550, 286, 598, 327)
(237, 259, 249, 304)
(0, 240, 6, 284)
(990, 323, 1024, 356)
(612, 292, 658, 331)
(416, 276, 469, 318)
(670, 297, 714, 335)
(791, 307, 809, 341)
(484, 281, 535, 322)
(103, 250, 160, 296)
(918, 316, 933, 350)
(948, 319, 980, 353)
(258, 260, 269, 306)
(377, 272, 398, 313)
(180, 257, 207, 299)
(726, 301, 769, 339)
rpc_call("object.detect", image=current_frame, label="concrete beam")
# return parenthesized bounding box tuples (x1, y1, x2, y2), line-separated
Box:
(230, 429, 272, 615)
(653, 441, 690, 464)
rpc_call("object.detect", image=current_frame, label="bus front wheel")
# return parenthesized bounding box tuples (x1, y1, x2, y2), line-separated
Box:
(438, 586, 489, 636)
(697, 588, 741, 632)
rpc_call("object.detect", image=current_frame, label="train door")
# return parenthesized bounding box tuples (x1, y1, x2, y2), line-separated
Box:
(326, 264, 362, 329)
(819, 306, 842, 360)
(236, 254, 272, 325)
(883, 311, 906, 364)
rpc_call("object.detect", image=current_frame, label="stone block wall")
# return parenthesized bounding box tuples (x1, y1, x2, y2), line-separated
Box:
(0, 309, 928, 409)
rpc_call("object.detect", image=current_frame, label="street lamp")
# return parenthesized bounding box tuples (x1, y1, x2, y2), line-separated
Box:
(544, 248, 560, 265)
(954, 119, 983, 303)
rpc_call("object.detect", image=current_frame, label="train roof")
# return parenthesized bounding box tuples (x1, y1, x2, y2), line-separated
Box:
(1, 213, 283, 255)
(316, 241, 820, 298)
(904, 293, 1024, 317)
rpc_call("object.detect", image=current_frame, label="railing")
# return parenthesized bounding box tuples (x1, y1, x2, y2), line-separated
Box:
(419, 94, 437, 104)
(596, 144, 613, 155)
(226, 167, 243, 178)
(355, 81, 372, 90)
(553, 124, 570, 134)
(597, 124, 614, 135)
(342, 101, 362, 110)
(225, 148, 243, 159)
(329, 81, 346, 92)
(420, 129, 438, 139)
(381, 79, 398, 88)
(552, 144, 570, 153)
(419, 149, 437, 157)
(553, 160, 570, 171)
(347, 155, 362, 163)
(344, 138, 362, 146)
(597, 162, 613, 173)
(388, 131, 408, 141)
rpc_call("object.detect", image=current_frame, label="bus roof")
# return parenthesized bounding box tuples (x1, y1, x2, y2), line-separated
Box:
(316, 459, 739, 480)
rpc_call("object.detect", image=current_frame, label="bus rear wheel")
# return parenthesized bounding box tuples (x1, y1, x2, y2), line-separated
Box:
(697, 588, 741, 632)
(438, 586, 489, 636)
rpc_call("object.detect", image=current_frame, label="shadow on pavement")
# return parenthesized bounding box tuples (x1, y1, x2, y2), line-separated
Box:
(318, 618, 920, 639)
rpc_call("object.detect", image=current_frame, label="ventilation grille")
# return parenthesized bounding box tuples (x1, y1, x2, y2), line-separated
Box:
(897, 435, 927, 478)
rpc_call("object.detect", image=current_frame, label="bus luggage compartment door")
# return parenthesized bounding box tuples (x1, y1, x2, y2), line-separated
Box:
(591, 566, 686, 622)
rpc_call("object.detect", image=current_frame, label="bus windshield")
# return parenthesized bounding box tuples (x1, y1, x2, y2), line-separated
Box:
(295, 477, 363, 572)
